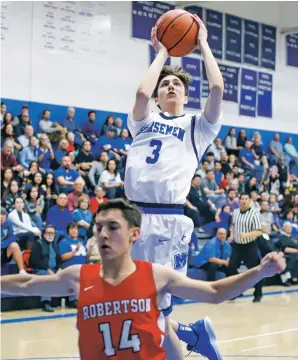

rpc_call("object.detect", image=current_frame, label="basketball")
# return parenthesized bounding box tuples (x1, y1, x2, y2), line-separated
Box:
(156, 9, 199, 57)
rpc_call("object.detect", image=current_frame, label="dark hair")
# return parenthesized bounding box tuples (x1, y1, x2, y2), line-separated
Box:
(43, 224, 56, 235)
(97, 199, 142, 228)
(67, 222, 79, 233)
(14, 196, 24, 205)
(206, 169, 214, 175)
(227, 188, 236, 194)
(206, 152, 214, 157)
(192, 174, 201, 180)
(240, 193, 250, 199)
(1, 102, 5, 106)
(88, 110, 96, 117)
(42, 109, 50, 116)
(214, 160, 221, 165)
(153, 66, 192, 98)
(106, 159, 118, 176)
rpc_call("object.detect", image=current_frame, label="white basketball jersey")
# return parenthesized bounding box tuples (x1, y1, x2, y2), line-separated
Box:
(124, 112, 221, 204)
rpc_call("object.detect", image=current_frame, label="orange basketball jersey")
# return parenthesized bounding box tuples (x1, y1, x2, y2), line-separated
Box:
(77, 261, 166, 360)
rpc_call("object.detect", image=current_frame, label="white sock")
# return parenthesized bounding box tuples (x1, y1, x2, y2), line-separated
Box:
(19, 269, 27, 275)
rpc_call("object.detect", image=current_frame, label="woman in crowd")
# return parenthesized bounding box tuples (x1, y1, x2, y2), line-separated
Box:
(99, 159, 123, 199)
(3, 180, 25, 214)
(44, 173, 58, 213)
(25, 186, 45, 231)
(224, 127, 238, 156)
(1, 123, 22, 155)
(72, 195, 93, 240)
(237, 129, 247, 149)
(1, 167, 14, 200)
(245, 176, 258, 194)
(100, 115, 115, 135)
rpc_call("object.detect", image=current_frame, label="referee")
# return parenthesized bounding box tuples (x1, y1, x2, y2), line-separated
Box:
(228, 193, 263, 302)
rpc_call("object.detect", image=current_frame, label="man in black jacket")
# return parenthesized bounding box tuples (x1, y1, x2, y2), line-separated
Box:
(186, 175, 216, 224)
(276, 222, 298, 284)
(29, 225, 61, 312)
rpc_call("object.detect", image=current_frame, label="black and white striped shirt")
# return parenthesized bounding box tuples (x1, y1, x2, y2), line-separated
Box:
(232, 206, 262, 244)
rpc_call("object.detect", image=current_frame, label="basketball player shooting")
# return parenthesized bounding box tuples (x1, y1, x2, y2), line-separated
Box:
(124, 14, 224, 359)
(1, 200, 286, 360)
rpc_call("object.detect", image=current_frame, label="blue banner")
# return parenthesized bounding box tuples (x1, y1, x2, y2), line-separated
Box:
(206, 9, 223, 59)
(261, 24, 276, 70)
(244, 20, 260, 66)
(286, 33, 298, 67)
(225, 14, 242, 63)
(132, 1, 174, 40)
(149, 45, 171, 65)
(182, 57, 201, 109)
(258, 72, 272, 118)
(184, 6, 202, 55)
(202, 62, 239, 102)
(239, 68, 257, 117)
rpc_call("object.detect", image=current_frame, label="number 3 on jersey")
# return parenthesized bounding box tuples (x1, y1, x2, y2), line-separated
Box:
(99, 320, 141, 357)
(146, 139, 162, 164)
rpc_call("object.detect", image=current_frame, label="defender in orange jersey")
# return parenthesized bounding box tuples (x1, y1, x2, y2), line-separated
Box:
(1, 199, 286, 360)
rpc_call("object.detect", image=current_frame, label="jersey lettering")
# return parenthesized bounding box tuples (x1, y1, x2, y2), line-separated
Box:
(99, 320, 141, 357)
(136, 121, 185, 141)
(146, 139, 162, 164)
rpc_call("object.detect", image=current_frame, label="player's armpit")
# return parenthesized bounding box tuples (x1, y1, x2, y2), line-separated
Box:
(1, 265, 81, 298)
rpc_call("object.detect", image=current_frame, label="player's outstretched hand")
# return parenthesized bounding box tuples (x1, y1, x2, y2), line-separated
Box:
(191, 14, 208, 48)
(151, 26, 168, 56)
(259, 251, 286, 278)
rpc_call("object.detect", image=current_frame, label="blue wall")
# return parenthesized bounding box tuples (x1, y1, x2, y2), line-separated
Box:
(2, 97, 298, 150)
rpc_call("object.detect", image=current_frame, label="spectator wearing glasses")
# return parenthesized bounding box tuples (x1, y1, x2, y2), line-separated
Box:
(29, 225, 61, 312)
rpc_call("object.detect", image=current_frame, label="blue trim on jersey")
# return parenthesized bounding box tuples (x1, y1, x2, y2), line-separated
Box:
(159, 112, 185, 120)
(138, 207, 184, 215)
(191, 115, 200, 163)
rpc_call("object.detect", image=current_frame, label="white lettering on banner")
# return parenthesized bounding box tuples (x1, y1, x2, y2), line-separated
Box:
(82, 299, 152, 320)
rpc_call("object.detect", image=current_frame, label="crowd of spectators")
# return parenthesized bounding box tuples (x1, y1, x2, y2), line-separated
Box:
(1, 102, 298, 311)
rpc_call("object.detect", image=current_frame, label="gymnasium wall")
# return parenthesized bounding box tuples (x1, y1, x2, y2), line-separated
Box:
(1, 1, 298, 134)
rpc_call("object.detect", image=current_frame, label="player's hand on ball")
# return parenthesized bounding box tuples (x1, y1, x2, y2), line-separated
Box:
(151, 26, 168, 56)
(259, 252, 286, 277)
(191, 14, 208, 47)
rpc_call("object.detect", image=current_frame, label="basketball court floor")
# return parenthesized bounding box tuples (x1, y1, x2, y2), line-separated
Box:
(1, 286, 298, 360)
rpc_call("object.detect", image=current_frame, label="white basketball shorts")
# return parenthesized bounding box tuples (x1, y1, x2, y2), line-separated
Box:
(131, 205, 194, 310)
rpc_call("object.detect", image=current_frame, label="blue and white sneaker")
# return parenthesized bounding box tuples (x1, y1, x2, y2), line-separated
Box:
(186, 317, 223, 360)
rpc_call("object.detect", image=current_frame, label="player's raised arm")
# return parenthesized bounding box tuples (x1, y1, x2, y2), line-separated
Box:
(133, 27, 168, 121)
(193, 15, 224, 124)
(157, 252, 285, 303)
(0, 265, 81, 298)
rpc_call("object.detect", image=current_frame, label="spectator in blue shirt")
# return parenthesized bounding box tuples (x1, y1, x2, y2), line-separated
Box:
(93, 126, 119, 159)
(46, 193, 73, 239)
(240, 140, 263, 181)
(37, 134, 54, 172)
(214, 161, 224, 186)
(194, 228, 231, 281)
(1, 207, 26, 274)
(55, 156, 80, 193)
(53, 139, 69, 168)
(19, 136, 39, 169)
(72, 195, 92, 240)
(59, 222, 87, 307)
(251, 135, 269, 172)
(62, 107, 86, 147)
(82, 111, 100, 144)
